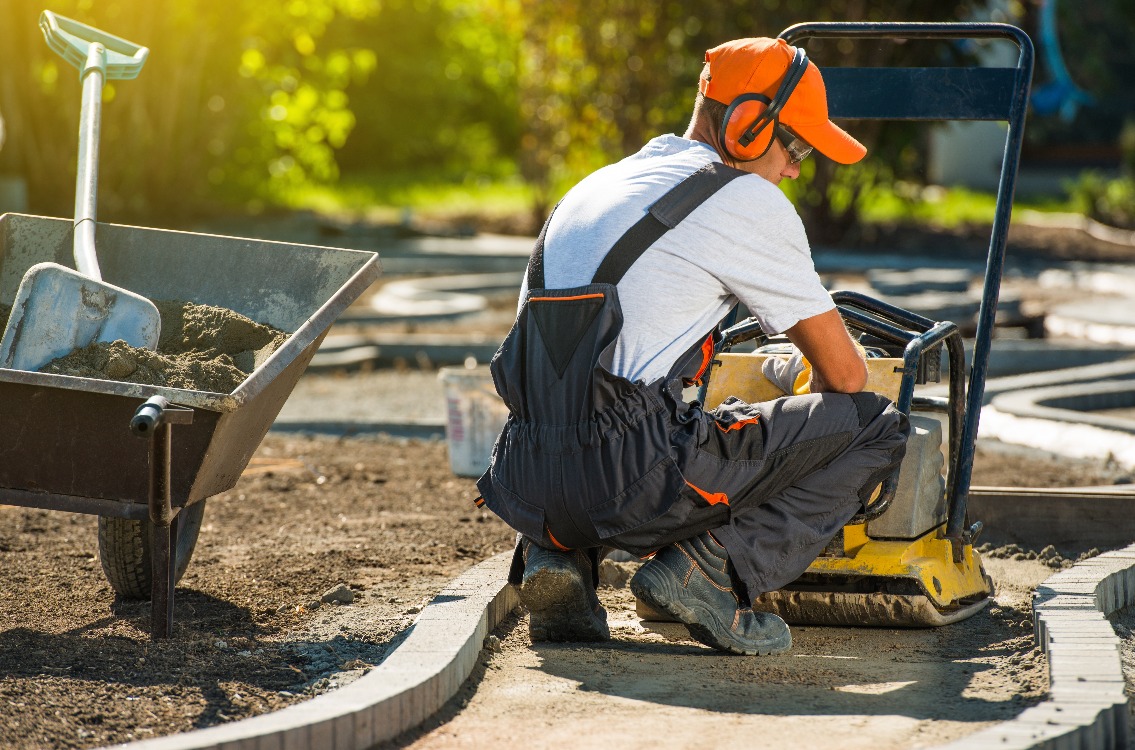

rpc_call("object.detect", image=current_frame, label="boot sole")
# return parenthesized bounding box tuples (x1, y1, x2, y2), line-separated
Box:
(630, 563, 791, 656)
(520, 563, 610, 643)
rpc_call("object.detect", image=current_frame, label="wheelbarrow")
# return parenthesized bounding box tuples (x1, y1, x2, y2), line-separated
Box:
(0, 212, 380, 637)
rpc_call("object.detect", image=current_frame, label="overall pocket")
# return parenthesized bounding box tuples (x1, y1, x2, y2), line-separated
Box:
(485, 473, 546, 542)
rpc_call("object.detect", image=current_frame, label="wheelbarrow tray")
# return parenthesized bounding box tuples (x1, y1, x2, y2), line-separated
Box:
(0, 213, 380, 514)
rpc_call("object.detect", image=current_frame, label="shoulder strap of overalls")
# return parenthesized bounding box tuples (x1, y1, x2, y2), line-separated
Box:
(525, 161, 747, 290)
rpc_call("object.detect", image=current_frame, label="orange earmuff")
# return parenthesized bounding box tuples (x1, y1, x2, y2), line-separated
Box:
(722, 94, 776, 162)
(718, 48, 809, 163)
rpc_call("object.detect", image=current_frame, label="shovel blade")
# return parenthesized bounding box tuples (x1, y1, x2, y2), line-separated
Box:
(0, 262, 161, 372)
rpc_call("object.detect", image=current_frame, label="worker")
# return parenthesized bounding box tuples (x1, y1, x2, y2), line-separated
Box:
(476, 37, 910, 655)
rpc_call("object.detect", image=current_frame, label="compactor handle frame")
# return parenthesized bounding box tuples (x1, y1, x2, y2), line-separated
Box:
(713, 23, 1033, 557)
(781, 22, 1033, 554)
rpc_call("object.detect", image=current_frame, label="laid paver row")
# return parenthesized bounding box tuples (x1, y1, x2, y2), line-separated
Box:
(938, 544, 1135, 750)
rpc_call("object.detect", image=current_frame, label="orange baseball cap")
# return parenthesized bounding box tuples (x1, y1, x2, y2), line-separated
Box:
(700, 37, 867, 164)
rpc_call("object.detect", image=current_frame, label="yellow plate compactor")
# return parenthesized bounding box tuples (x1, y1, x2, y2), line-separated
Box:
(636, 21, 1034, 628)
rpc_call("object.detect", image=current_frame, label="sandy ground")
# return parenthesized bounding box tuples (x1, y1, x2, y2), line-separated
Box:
(390, 556, 1052, 750)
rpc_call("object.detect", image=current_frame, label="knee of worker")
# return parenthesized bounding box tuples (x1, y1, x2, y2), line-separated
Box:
(849, 392, 910, 443)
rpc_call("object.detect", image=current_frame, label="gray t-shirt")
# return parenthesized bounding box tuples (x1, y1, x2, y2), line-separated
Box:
(526, 134, 834, 385)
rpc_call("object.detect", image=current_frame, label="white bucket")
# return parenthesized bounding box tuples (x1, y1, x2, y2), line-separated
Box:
(438, 365, 510, 477)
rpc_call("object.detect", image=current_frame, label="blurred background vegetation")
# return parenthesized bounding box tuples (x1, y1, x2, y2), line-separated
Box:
(0, 0, 1132, 239)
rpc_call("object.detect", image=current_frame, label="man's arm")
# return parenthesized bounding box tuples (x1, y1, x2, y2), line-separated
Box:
(784, 308, 867, 393)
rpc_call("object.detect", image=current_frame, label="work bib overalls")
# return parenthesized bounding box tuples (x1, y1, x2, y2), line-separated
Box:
(477, 162, 910, 600)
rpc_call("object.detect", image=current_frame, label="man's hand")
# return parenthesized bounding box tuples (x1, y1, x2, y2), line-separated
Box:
(784, 308, 867, 393)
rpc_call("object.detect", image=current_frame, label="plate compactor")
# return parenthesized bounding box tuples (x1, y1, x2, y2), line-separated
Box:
(637, 21, 1034, 628)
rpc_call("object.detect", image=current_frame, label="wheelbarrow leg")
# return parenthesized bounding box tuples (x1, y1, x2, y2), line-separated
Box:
(148, 418, 174, 639)
(150, 507, 178, 639)
(130, 396, 193, 640)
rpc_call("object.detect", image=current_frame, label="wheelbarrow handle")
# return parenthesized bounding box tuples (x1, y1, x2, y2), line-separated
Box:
(40, 11, 149, 81)
(131, 396, 193, 437)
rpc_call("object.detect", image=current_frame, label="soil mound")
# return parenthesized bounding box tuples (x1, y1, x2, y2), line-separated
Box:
(40, 300, 287, 393)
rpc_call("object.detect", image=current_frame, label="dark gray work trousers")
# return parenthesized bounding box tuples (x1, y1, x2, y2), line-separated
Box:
(683, 390, 909, 598)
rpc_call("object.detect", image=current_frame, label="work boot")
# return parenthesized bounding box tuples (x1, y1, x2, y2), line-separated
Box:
(518, 540, 609, 643)
(630, 531, 791, 655)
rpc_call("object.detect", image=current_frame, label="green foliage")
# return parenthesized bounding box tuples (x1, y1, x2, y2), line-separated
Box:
(334, 0, 522, 180)
(514, 0, 993, 239)
(1068, 172, 1135, 230)
(0, 0, 379, 219)
(1065, 120, 1135, 230)
(277, 165, 533, 219)
(0, 0, 1017, 239)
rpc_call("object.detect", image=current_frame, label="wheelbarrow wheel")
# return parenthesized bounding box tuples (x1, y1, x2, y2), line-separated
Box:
(97, 501, 206, 600)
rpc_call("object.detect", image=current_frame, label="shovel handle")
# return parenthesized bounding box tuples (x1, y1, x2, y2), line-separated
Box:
(40, 12, 148, 279)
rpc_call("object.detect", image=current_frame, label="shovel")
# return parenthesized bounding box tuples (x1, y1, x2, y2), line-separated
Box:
(0, 11, 160, 372)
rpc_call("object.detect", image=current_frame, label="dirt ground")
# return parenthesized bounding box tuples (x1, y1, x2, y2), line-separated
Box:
(0, 436, 513, 750)
(0, 427, 1129, 750)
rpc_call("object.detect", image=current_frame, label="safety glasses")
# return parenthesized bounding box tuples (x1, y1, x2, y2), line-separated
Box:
(776, 125, 813, 165)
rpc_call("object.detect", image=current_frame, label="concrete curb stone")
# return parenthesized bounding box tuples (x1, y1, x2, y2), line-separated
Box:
(99, 552, 518, 750)
(938, 543, 1135, 750)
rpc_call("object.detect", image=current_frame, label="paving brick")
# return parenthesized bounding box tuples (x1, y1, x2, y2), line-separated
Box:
(1042, 699, 1129, 747)
(1049, 685, 1128, 706)
(351, 696, 375, 749)
(1047, 641, 1122, 654)
(368, 687, 403, 745)
(1039, 594, 1098, 612)
(1096, 549, 1135, 560)
(1068, 690, 1130, 708)
(1034, 610, 1099, 631)
(1039, 620, 1116, 645)
(1049, 660, 1126, 682)
(308, 716, 334, 750)
(280, 724, 310, 750)
(255, 735, 283, 750)
(1047, 649, 1124, 668)
(332, 713, 353, 750)
(218, 740, 258, 750)
(398, 679, 429, 733)
(1009, 715, 1095, 750)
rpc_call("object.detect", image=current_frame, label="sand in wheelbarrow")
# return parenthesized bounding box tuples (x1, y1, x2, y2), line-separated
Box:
(34, 300, 287, 393)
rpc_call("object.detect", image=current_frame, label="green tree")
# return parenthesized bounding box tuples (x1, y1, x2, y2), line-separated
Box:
(516, 0, 992, 240)
(335, 0, 522, 179)
(0, 0, 378, 220)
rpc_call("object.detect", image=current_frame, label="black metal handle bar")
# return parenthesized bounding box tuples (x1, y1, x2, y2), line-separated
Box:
(719, 317, 770, 351)
(779, 24, 1034, 556)
(833, 298, 967, 528)
(781, 21, 1031, 50)
(832, 290, 939, 333)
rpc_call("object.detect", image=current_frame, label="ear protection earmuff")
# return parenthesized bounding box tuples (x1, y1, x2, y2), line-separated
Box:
(720, 48, 809, 162)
